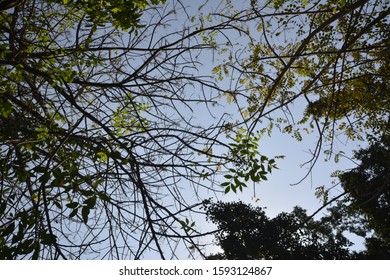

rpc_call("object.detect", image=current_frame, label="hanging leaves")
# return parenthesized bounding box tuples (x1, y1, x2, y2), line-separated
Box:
(221, 129, 281, 194)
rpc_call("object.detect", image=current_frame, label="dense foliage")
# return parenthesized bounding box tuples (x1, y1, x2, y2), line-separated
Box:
(206, 201, 353, 259)
(338, 132, 390, 258)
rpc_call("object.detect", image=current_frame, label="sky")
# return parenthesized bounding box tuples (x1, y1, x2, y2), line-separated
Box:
(195, 103, 366, 258)
(72, 0, 374, 259)
(166, 0, 361, 213)
(60, 0, 371, 259)
(160, 0, 370, 258)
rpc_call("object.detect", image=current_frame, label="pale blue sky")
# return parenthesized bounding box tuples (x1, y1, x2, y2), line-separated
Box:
(161, 0, 370, 258)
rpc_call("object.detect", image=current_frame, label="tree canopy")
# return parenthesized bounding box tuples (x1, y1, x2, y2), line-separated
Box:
(0, 0, 166, 29)
(337, 132, 390, 258)
(0, 0, 389, 259)
(205, 201, 353, 260)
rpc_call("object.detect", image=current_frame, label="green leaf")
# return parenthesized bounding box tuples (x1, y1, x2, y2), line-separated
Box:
(69, 208, 78, 219)
(19, 239, 35, 254)
(0, 201, 6, 214)
(252, 174, 259, 182)
(179, 220, 186, 227)
(81, 206, 90, 224)
(53, 168, 62, 179)
(96, 151, 108, 163)
(33, 166, 47, 173)
(98, 192, 110, 202)
(38, 172, 51, 184)
(12, 223, 25, 243)
(66, 202, 78, 209)
(53, 199, 62, 209)
(1, 222, 15, 236)
(111, 7, 121, 14)
(40, 232, 57, 245)
(84, 196, 96, 208)
(80, 190, 94, 197)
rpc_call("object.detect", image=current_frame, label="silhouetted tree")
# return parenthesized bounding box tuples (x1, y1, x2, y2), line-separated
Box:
(337, 131, 390, 259)
(205, 201, 353, 260)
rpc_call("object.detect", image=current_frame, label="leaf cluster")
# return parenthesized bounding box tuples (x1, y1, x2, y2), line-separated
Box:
(222, 130, 280, 193)
(50, 0, 166, 30)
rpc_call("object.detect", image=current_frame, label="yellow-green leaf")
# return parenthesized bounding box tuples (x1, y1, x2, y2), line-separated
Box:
(96, 151, 108, 163)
